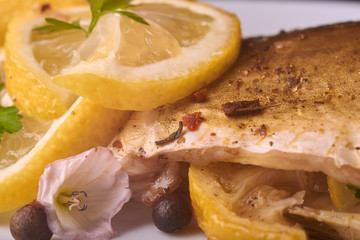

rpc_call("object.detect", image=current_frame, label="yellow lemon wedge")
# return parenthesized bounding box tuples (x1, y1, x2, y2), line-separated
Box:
(0, 0, 86, 46)
(0, 94, 130, 212)
(6, 0, 240, 119)
(327, 176, 360, 211)
(188, 163, 307, 240)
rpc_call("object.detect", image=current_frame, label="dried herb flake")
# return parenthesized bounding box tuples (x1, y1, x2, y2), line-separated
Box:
(223, 100, 280, 116)
(155, 121, 183, 146)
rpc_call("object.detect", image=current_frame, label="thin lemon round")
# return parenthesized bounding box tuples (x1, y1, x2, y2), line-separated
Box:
(0, 96, 130, 212)
(54, 0, 241, 110)
(4, 6, 88, 120)
(6, 0, 241, 115)
(0, 0, 86, 46)
(188, 163, 306, 240)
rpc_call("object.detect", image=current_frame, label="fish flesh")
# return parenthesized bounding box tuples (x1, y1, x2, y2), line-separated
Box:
(113, 22, 360, 187)
(110, 22, 360, 239)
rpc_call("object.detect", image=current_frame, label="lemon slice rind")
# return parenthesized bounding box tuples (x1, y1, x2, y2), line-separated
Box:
(51, 0, 241, 110)
(6, 0, 241, 113)
(0, 97, 130, 212)
(4, 9, 81, 120)
(189, 164, 307, 240)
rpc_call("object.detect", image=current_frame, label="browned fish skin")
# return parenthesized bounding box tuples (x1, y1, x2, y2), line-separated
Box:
(115, 22, 360, 187)
(164, 22, 360, 134)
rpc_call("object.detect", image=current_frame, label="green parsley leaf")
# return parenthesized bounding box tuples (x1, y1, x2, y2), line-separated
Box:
(89, 0, 104, 16)
(102, 0, 132, 11)
(34, 0, 148, 36)
(115, 10, 149, 25)
(0, 83, 5, 91)
(0, 106, 23, 141)
(346, 184, 360, 199)
(33, 18, 87, 35)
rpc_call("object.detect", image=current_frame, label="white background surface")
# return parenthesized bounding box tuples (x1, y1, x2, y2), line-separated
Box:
(1, 1, 360, 239)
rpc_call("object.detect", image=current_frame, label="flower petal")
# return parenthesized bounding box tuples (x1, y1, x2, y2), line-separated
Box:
(37, 147, 131, 240)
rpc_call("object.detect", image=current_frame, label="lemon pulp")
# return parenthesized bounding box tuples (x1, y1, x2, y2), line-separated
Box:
(6, 0, 241, 118)
(0, 114, 51, 169)
(0, 96, 130, 212)
(0, 0, 87, 46)
(131, 3, 213, 47)
(31, 29, 87, 76)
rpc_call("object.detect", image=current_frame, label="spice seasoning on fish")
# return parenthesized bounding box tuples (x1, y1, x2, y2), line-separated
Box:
(193, 89, 208, 102)
(230, 79, 243, 90)
(222, 99, 260, 116)
(155, 121, 183, 146)
(40, 3, 51, 13)
(111, 140, 122, 149)
(223, 100, 280, 116)
(254, 124, 268, 136)
(182, 112, 204, 131)
(286, 76, 303, 93)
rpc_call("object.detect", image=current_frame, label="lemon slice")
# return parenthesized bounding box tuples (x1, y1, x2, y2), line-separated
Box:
(4, 6, 91, 120)
(6, 0, 241, 118)
(189, 163, 307, 240)
(0, 0, 86, 46)
(0, 95, 130, 212)
(327, 176, 360, 211)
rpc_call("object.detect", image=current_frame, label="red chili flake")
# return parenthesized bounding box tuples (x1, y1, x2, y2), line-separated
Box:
(182, 112, 204, 131)
(112, 140, 122, 149)
(254, 124, 268, 136)
(193, 89, 208, 102)
(41, 3, 51, 13)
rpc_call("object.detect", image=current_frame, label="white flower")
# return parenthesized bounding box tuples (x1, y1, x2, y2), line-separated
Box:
(37, 147, 131, 240)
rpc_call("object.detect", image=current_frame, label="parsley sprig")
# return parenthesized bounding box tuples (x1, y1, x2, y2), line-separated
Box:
(0, 84, 22, 141)
(0, 106, 23, 141)
(346, 184, 360, 199)
(33, 0, 148, 36)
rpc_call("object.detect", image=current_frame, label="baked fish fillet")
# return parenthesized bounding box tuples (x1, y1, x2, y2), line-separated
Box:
(110, 22, 360, 239)
(112, 22, 360, 187)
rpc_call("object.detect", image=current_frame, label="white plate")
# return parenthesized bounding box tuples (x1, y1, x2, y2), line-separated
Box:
(1, 1, 360, 239)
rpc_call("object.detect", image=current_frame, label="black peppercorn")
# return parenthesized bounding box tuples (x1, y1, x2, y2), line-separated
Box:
(152, 192, 192, 233)
(10, 200, 53, 240)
